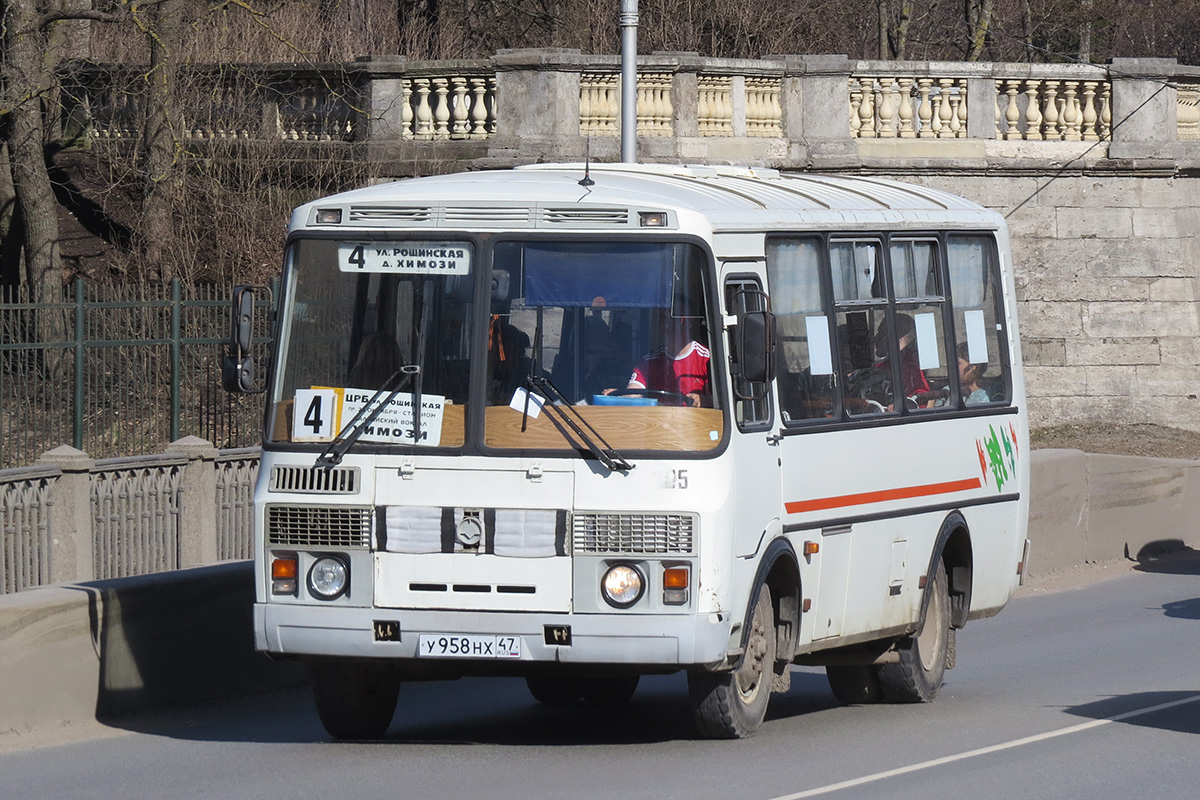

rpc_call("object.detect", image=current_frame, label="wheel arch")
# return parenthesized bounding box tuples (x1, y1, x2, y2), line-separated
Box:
(742, 537, 802, 661)
(925, 511, 973, 630)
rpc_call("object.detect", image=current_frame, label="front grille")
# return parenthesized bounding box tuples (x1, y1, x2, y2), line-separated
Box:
(542, 207, 630, 226)
(572, 512, 696, 555)
(348, 206, 433, 222)
(267, 505, 372, 548)
(268, 466, 359, 494)
(443, 206, 532, 223)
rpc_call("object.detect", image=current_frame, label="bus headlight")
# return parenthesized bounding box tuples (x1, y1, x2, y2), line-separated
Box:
(308, 556, 349, 600)
(601, 564, 644, 608)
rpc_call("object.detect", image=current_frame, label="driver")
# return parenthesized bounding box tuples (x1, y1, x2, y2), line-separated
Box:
(616, 316, 711, 407)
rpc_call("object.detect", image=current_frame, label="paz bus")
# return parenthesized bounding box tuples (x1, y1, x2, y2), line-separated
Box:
(225, 162, 1030, 739)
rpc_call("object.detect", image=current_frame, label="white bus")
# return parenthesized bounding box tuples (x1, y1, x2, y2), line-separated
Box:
(226, 162, 1030, 740)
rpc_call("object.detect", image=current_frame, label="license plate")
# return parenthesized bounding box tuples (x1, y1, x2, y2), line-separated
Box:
(418, 634, 522, 659)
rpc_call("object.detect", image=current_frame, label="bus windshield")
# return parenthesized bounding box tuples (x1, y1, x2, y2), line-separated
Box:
(270, 238, 475, 448)
(269, 237, 723, 455)
(483, 240, 722, 454)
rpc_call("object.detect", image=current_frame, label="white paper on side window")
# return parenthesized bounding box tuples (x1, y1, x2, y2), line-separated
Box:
(964, 309, 989, 365)
(509, 387, 545, 418)
(914, 312, 941, 371)
(805, 315, 834, 376)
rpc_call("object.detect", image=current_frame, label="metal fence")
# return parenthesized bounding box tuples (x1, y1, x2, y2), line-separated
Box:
(0, 279, 274, 470)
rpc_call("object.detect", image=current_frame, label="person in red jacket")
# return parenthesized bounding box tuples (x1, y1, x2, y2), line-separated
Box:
(619, 315, 711, 407)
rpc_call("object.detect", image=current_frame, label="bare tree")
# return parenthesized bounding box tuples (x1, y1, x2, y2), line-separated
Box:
(965, 0, 994, 60)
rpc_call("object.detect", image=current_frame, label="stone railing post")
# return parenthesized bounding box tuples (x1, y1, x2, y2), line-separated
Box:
(491, 48, 585, 161)
(665, 54, 700, 141)
(966, 74, 997, 139)
(37, 445, 95, 584)
(167, 437, 220, 568)
(355, 55, 409, 141)
(784, 55, 856, 168)
(1108, 57, 1178, 159)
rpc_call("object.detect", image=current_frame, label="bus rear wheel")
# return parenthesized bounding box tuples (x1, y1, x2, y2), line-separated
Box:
(825, 664, 884, 704)
(311, 660, 401, 740)
(878, 560, 951, 703)
(688, 585, 776, 739)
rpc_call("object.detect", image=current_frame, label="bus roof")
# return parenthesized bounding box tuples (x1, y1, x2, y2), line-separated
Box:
(292, 163, 1004, 233)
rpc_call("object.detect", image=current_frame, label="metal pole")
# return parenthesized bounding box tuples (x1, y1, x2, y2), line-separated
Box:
(170, 277, 181, 443)
(619, 0, 638, 163)
(73, 278, 84, 451)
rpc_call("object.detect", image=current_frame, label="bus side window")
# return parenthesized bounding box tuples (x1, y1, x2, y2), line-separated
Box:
(831, 240, 891, 416)
(890, 238, 952, 411)
(765, 238, 837, 422)
(947, 235, 1010, 406)
(724, 275, 772, 429)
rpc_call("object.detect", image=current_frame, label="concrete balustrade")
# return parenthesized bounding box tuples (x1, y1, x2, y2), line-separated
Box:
(1, 440, 257, 594)
(64, 51, 1200, 169)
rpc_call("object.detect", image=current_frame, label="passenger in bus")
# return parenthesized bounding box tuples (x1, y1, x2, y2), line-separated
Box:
(608, 315, 711, 407)
(957, 342, 990, 405)
(875, 313, 931, 401)
(579, 316, 634, 400)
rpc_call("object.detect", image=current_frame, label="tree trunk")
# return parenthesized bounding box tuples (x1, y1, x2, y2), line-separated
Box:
(140, 0, 183, 281)
(896, 1, 912, 61)
(877, 0, 890, 59)
(3, 0, 63, 309)
(1079, 0, 1094, 62)
(965, 0, 994, 61)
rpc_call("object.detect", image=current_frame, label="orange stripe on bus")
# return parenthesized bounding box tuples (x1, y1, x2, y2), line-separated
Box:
(784, 478, 983, 515)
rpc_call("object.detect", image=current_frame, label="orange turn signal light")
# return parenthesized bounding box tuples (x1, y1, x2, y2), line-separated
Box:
(803, 541, 819, 556)
(272, 557, 298, 580)
(663, 567, 690, 589)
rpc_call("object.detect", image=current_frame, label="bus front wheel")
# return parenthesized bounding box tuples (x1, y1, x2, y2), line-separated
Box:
(311, 660, 401, 740)
(688, 585, 776, 739)
(878, 559, 951, 702)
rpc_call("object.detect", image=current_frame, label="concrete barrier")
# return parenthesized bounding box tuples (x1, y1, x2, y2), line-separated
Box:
(1028, 450, 1200, 575)
(3, 448, 1198, 744)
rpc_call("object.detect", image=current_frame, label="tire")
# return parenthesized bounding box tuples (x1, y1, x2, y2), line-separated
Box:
(825, 664, 884, 705)
(878, 559, 951, 703)
(526, 675, 581, 705)
(311, 660, 401, 740)
(580, 675, 640, 705)
(688, 585, 776, 739)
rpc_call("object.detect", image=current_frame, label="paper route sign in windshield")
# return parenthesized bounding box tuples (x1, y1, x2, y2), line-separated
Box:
(293, 387, 445, 446)
(338, 242, 471, 275)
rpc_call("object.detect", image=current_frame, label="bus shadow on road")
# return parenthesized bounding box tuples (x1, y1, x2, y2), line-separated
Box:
(378, 669, 839, 746)
(1065, 691, 1200, 736)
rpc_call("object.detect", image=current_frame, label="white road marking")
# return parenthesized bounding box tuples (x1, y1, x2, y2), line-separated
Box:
(769, 693, 1200, 800)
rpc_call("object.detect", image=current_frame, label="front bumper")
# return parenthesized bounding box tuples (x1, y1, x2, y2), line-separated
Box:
(256, 602, 731, 668)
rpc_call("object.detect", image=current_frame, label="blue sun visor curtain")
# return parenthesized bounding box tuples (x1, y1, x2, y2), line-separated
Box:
(522, 243, 675, 309)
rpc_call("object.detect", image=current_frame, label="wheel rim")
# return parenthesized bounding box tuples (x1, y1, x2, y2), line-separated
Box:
(916, 579, 946, 671)
(735, 600, 769, 701)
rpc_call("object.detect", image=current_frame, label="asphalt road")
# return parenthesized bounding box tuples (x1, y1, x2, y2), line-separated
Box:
(4, 556, 1199, 800)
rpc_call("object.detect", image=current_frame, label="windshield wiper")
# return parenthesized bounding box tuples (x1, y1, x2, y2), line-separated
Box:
(526, 373, 633, 473)
(410, 280, 432, 445)
(315, 365, 420, 467)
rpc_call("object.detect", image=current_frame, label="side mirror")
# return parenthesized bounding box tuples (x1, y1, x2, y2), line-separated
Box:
(735, 310, 777, 386)
(223, 284, 268, 394)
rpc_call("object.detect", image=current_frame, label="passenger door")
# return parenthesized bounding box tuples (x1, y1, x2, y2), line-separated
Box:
(723, 271, 782, 559)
